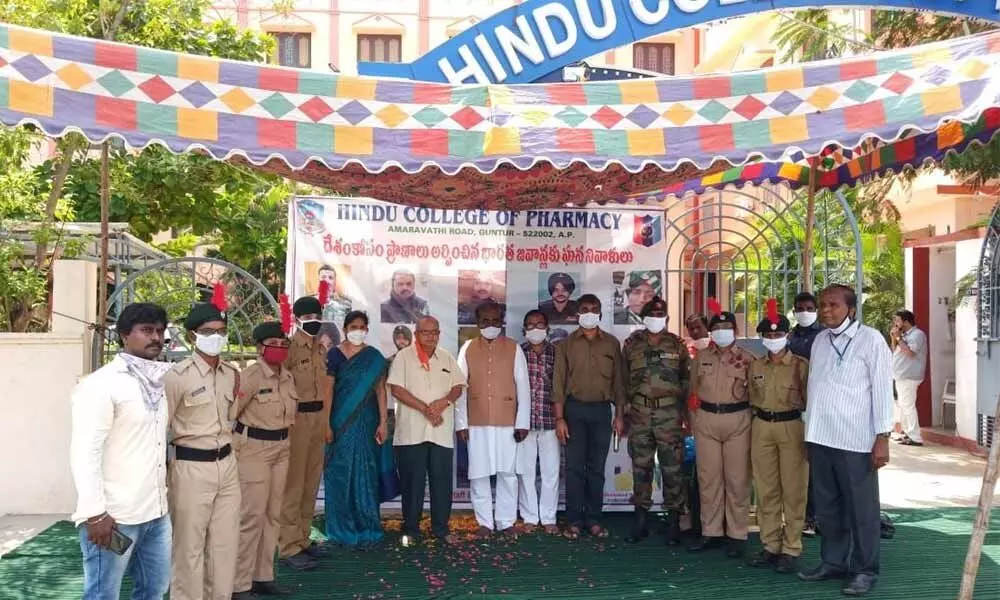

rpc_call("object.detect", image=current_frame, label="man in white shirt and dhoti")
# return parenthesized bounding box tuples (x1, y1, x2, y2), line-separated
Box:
(456, 301, 531, 539)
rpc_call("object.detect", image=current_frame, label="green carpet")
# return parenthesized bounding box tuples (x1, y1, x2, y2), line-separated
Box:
(2, 508, 999, 599)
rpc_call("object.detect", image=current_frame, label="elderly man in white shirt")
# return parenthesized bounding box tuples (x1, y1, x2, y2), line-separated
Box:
(455, 301, 531, 539)
(387, 315, 466, 545)
(70, 303, 174, 600)
(798, 285, 894, 598)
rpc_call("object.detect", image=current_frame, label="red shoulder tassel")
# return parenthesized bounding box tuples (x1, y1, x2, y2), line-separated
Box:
(766, 298, 779, 325)
(211, 282, 227, 313)
(279, 293, 293, 334)
(707, 297, 722, 317)
(317, 279, 331, 306)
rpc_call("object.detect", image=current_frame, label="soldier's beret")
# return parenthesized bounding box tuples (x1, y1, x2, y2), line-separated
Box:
(640, 296, 668, 318)
(252, 321, 286, 343)
(709, 311, 737, 329)
(293, 296, 323, 317)
(184, 303, 226, 331)
(757, 314, 791, 334)
(629, 271, 659, 291)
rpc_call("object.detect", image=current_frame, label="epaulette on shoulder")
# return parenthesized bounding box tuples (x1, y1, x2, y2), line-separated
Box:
(173, 357, 195, 373)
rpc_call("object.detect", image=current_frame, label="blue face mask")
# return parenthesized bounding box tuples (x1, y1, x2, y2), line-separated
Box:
(710, 329, 735, 347)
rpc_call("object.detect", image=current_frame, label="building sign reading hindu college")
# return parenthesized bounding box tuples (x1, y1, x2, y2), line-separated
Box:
(358, 0, 1000, 84)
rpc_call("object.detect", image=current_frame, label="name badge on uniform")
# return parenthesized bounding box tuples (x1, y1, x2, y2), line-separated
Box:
(300, 359, 309, 365)
(753, 375, 765, 384)
(665, 353, 679, 360)
(701, 362, 713, 367)
(192, 386, 206, 396)
(259, 388, 273, 394)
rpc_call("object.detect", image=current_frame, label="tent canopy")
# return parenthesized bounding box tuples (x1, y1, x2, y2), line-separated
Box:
(0, 23, 997, 208)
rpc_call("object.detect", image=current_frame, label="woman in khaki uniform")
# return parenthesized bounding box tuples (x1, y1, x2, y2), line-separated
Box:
(232, 322, 298, 599)
(747, 301, 809, 574)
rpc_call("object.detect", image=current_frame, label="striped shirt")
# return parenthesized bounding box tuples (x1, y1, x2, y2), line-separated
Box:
(804, 320, 894, 453)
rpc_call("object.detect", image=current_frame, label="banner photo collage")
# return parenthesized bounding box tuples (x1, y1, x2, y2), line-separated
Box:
(287, 196, 668, 508)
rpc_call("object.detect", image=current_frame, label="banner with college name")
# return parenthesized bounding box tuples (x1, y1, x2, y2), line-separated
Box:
(288, 196, 669, 509)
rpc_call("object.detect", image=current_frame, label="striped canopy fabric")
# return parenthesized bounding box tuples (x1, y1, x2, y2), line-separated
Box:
(0, 22, 998, 208)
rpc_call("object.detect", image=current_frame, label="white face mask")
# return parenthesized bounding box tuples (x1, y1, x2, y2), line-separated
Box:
(480, 326, 502, 340)
(692, 337, 711, 351)
(643, 316, 667, 334)
(762, 337, 788, 354)
(195, 333, 226, 357)
(794, 311, 818, 327)
(832, 316, 853, 335)
(710, 329, 735, 347)
(578, 313, 600, 330)
(524, 329, 548, 345)
(346, 330, 367, 346)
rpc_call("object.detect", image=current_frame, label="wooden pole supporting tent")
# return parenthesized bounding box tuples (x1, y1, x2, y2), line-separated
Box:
(958, 401, 1000, 600)
(802, 164, 818, 293)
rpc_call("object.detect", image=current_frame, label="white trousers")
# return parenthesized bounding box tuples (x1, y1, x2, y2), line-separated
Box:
(470, 473, 518, 530)
(894, 378, 923, 442)
(515, 430, 561, 526)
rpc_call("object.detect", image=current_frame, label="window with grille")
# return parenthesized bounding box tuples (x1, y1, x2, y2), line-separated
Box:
(358, 34, 402, 63)
(273, 32, 311, 68)
(633, 42, 675, 75)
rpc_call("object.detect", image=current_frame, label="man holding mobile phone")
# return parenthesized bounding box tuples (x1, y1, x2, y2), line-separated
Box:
(70, 303, 174, 599)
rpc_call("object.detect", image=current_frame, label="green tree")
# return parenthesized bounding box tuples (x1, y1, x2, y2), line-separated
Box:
(0, 0, 288, 331)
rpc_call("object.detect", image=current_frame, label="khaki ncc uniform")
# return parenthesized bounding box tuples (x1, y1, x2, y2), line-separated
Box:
(165, 355, 241, 600)
(691, 346, 753, 540)
(232, 361, 298, 593)
(749, 351, 809, 557)
(280, 331, 332, 558)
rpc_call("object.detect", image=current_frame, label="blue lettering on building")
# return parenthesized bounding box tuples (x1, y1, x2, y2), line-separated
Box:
(332, 203, 625, 229)
(358, 0, 1000, 84)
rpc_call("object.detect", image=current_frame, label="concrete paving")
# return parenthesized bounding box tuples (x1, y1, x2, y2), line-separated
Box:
(0, 441, 993, 557)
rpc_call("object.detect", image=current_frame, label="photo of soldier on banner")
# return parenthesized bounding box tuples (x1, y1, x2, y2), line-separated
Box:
(613, 270, 663, 325)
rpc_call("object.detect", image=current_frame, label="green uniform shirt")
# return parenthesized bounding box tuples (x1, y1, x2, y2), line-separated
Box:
(622, 330, 690, 405)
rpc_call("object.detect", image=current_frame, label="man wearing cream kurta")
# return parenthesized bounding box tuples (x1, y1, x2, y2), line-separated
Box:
(456, 302, 531, 538)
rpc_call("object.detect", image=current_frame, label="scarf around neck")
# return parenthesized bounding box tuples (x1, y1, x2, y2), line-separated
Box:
(118, 352, 174, 412)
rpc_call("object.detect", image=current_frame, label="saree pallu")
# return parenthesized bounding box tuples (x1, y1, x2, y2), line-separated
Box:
(323, 345, 389, 548)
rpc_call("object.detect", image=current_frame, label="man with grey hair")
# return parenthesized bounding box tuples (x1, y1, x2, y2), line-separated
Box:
(381, 270, 431, 323)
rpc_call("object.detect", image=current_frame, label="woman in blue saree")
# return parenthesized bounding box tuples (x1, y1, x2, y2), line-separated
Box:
(324, 311, 390, 548)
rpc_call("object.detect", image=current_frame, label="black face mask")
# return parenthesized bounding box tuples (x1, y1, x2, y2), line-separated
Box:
(300, 321, 322, 336)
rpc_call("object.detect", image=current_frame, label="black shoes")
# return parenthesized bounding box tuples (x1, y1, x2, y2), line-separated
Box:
(624, 508, 649, 544)
(687, 536, 725, 552)
(725, 538, 745, 558)
(252, 581, 292, 596)
(279, 551, 318, 571)
(841, 574, 878, 596)
(303, 542, 330, 558)
(662, 514, 681, 546)
(798, 564, 848, 582)
(775, 554, 798, 574)
(747, 549, 779, 568)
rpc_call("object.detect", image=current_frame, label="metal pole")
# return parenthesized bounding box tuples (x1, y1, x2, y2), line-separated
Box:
(958, 393, 1000, 600)
(803, 165, 817, 293)
(97, 143, 110, 335)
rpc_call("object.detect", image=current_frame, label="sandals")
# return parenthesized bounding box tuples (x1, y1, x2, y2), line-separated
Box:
(543, 524, 560, 535)
(563, 525, 581, 540)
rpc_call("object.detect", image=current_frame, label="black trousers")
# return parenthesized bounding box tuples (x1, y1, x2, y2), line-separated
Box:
(565, 399, 612, 527)
(395, 442, 454, 538)
(807, 442, 881, 576)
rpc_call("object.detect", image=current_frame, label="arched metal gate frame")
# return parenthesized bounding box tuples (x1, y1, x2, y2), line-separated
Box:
(661, 184, 863, 333)
(975, 201, 1000, 448)
(92, 257, 279, 372)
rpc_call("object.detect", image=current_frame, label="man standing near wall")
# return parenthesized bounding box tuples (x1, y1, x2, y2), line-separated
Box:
(280, 296, 333, 571)
(799, 284, 893, 597)
(890, 310, 927, 447)
(71, 303, 173, 600)
(164, 303, 241, 600)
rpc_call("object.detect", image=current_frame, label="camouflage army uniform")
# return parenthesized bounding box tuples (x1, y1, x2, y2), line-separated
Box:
(623, 329, 690, 512)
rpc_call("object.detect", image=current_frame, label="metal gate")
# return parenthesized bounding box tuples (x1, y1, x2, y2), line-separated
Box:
(92, 257, 278, 371)
(976, 202, 1000, 448)
(662, 184, 863, 333)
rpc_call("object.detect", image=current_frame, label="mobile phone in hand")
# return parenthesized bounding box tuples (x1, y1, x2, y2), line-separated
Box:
(108, 526, 133, 556)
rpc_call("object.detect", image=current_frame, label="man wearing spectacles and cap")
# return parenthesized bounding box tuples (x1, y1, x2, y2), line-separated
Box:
(164, 303, 241, 600)
(231, 322, 297, 599)
(279, 296, 333, 571)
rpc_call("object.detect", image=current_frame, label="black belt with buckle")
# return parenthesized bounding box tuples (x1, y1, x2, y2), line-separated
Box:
(235, 421, 289, 441)
(699, 401, 750, 414)
(174, 444, 232, 462)
(633, 395, 680, 409)
(752, 408, 802, 422)
(298, 401, 323, 413)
